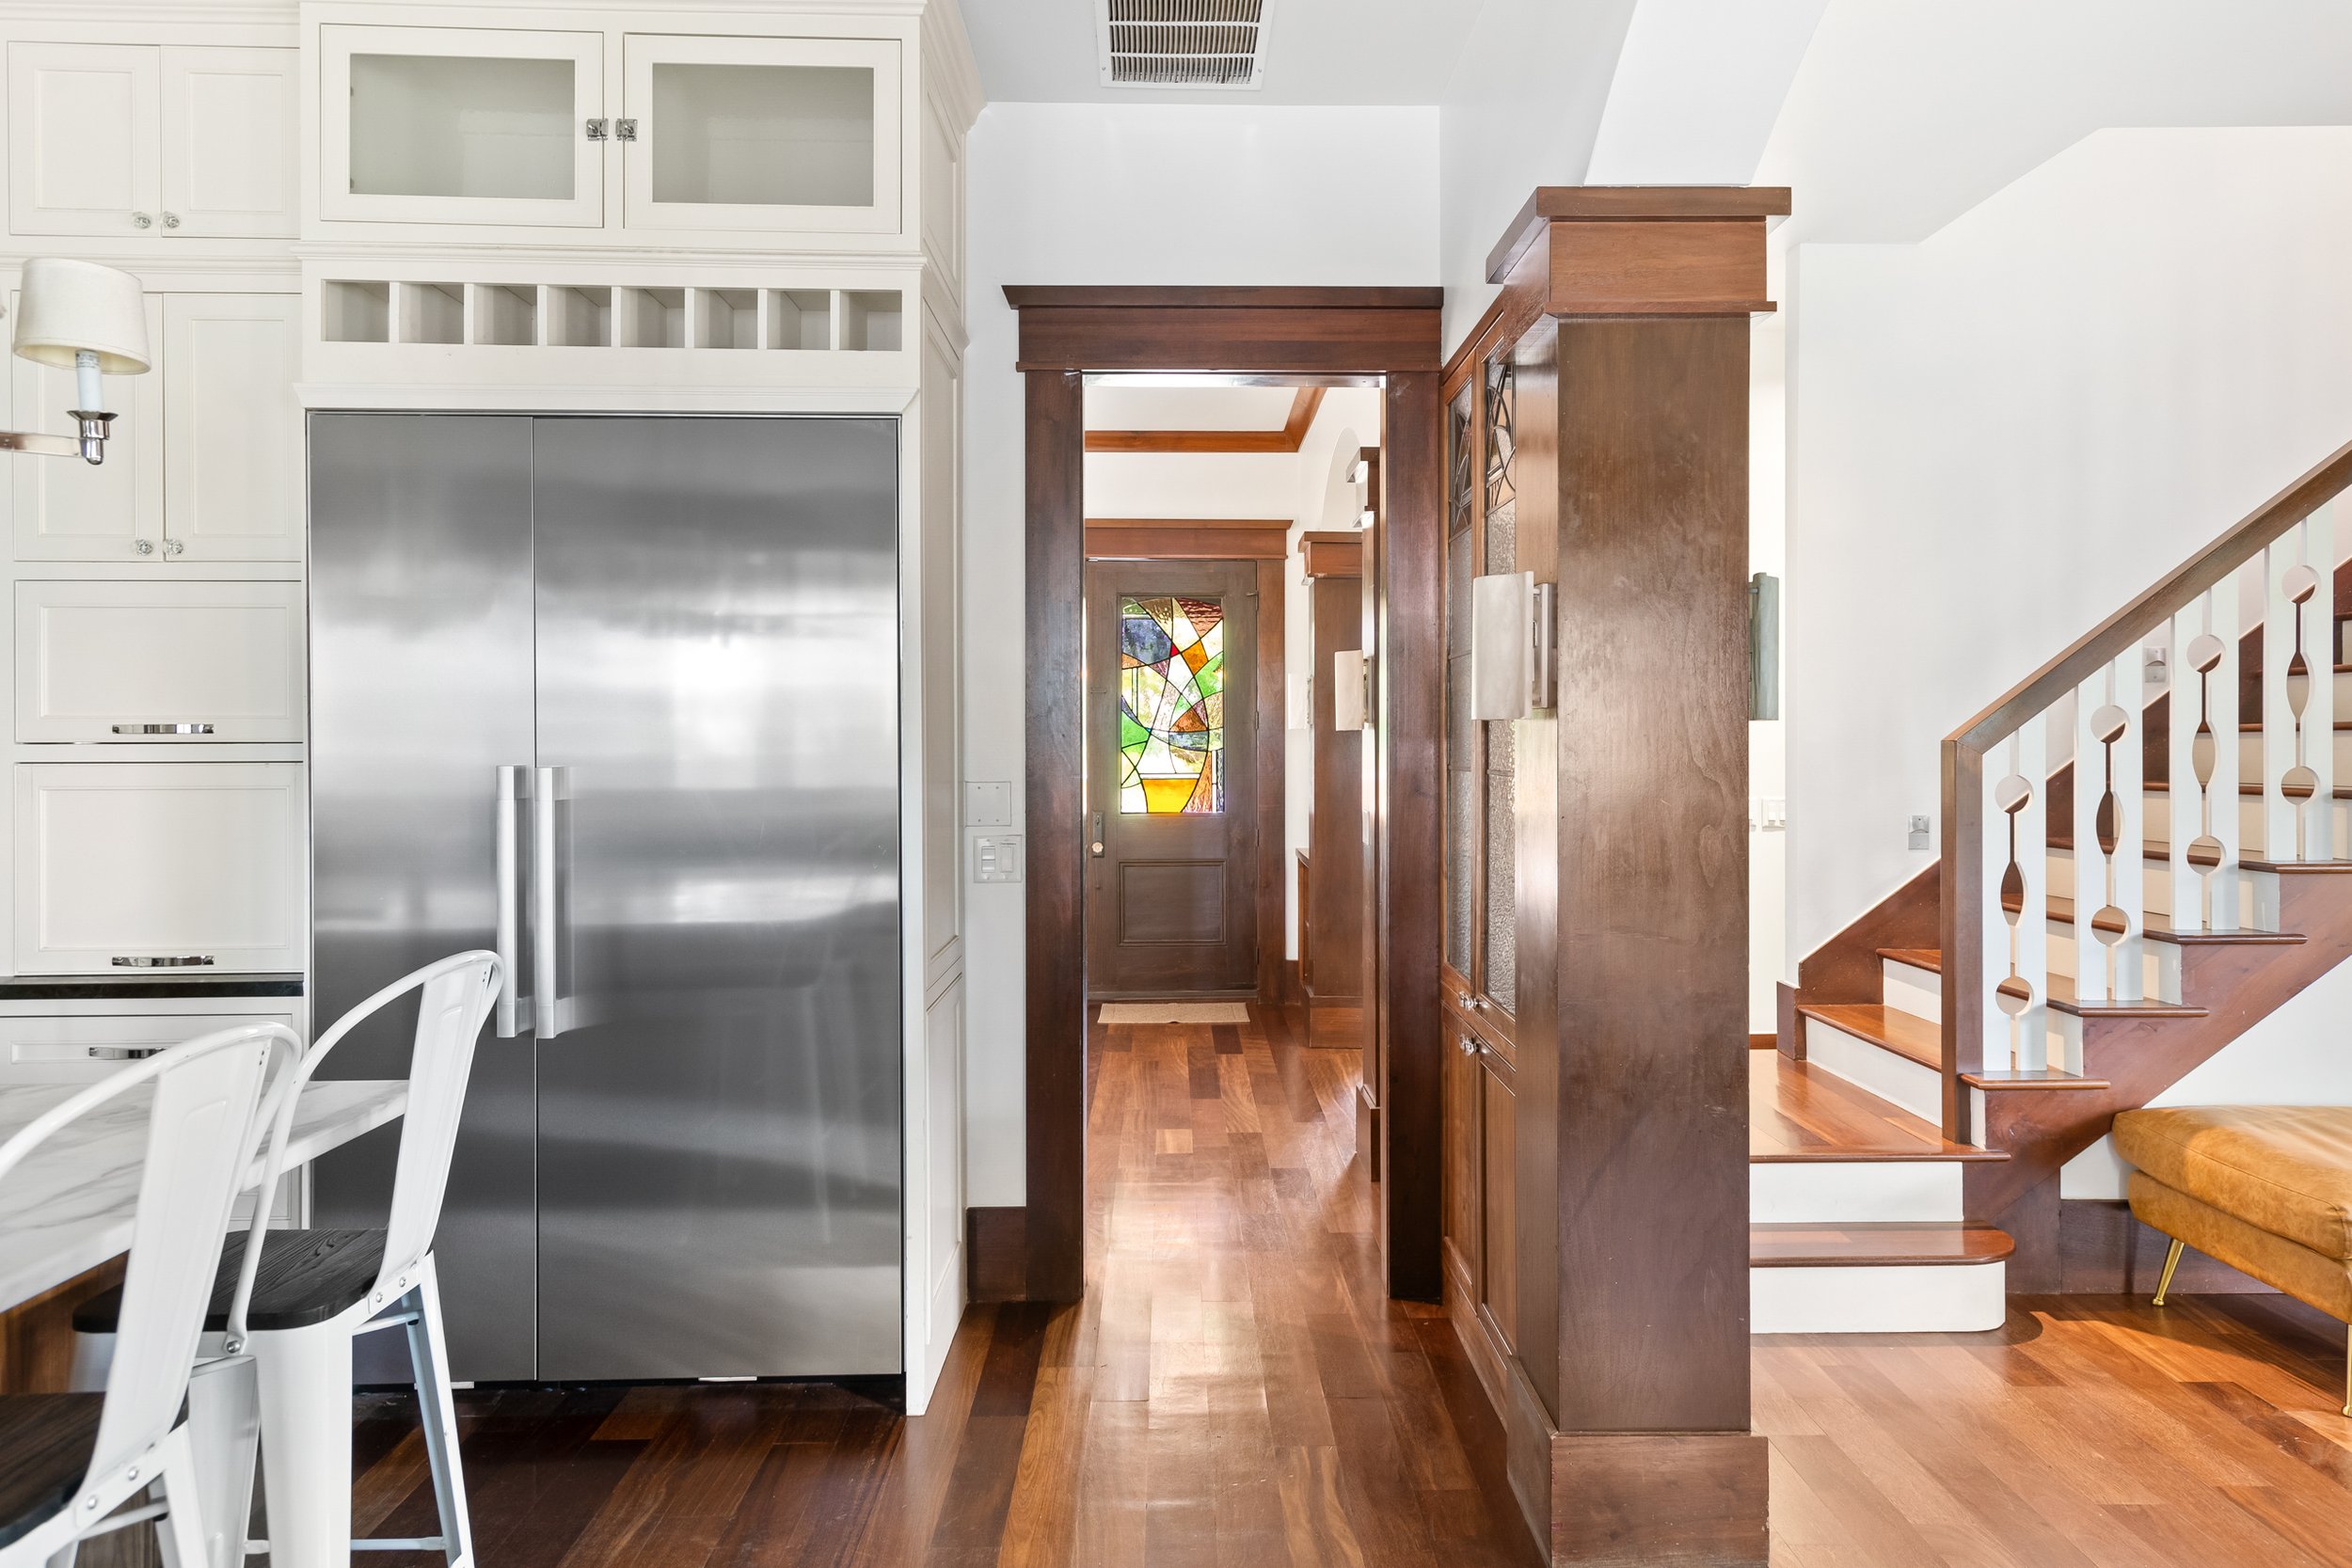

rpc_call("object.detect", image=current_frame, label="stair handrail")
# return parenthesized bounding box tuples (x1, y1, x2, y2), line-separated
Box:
(1938, 436, 2352, 1142)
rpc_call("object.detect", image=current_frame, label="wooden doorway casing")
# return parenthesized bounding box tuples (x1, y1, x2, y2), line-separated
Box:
(993, 288, 1445, 1305)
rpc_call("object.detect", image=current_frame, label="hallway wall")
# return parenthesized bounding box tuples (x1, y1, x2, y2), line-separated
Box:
(960, 103, 1439, 1208)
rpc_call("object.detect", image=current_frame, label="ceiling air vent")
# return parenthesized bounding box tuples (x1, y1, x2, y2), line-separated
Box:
(1096, 0, 1273, 90)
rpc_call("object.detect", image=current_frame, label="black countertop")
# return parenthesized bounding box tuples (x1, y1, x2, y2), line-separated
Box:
(0, 973, 305, 1001)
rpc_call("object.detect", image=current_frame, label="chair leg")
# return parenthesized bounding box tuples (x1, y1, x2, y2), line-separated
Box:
(151, 1425, 211, 1568)
(252, 1321, 354, 1568)
(402, 1257, 475, 1568)
(2153, 1238, 2185, 1307)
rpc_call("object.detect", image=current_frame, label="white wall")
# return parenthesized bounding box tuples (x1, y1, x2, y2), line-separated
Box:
(1786, 128, 2352, 969)
(961, 103, 1439, 1206)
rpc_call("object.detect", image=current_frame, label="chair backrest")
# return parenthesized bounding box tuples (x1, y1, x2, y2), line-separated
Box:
(0, 1023, 290, 1485)
(229, 952, 499, 1345)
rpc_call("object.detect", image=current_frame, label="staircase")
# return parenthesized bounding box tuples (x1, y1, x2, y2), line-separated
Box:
(1777, 438, 2352, 1309)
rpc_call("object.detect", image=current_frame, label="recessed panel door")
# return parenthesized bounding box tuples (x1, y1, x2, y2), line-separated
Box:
(1085, 560, 1259, 996)
(6, 42, 158, 237)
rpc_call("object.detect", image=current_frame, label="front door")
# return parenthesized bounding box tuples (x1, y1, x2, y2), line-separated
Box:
(1086, 560, 1259, 995)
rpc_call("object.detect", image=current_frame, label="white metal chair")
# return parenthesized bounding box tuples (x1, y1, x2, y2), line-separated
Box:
(0, 1022, 291, 1568)
(72, 951, 502, 1568)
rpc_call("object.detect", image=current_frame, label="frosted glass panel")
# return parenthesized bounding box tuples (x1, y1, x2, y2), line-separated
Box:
(349, 54, 575, 200)
(649, 62, 874, 208)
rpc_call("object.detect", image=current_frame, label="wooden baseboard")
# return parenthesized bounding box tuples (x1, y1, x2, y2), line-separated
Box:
(1775, 981, 1802, 1059)
(2058, 1198, 2280, 1295)
(1748, 1033, 1775, 1050)
(967, 1206, 1029, 1304)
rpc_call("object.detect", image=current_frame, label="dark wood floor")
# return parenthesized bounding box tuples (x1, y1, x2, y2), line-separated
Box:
(348, 1007, 2352, 1567)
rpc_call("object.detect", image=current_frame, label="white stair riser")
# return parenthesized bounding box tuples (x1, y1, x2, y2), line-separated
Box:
(1804, 1016, 1943, 1122)
(2237, 730, 2351, 780)
(2043, 927, 2167, 999)
(1752, 1261, 2007, 1334)
(1752, 1159, 1963, 1224)
(2137, 791, 2350, 859)
(2047, 847, 2177, 918)
(1881, 958, 1940, 1023)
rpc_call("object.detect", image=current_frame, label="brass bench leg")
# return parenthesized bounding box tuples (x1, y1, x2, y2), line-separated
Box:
(2153, 1238, 2185, 1307)
(2343, 1326, 2349, 1418)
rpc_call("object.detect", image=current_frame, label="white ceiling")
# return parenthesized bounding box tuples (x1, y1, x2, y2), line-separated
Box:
(962, 0, 1489, 105)
(1084, 385, 1298, 431)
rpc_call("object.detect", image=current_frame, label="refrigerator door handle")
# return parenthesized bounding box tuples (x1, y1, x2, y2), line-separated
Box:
(532, 765, 569, 1038)
(495, 766, 536, 1037)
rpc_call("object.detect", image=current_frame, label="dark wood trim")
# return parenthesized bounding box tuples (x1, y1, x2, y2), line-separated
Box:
(1298, 531, 1363, 578)
(1, 1258, 122, 1394)
(2057, 1197, 2282, 1295)
(1022, 369, 1087, 1306)
(1085, 388, 1327, 453)
(1486, 186, 1792, 287)
(1083, 518, 1291, 560)
(1748, 1033, 1775, 1050)
(1004, 286, 1444, 311)
(1784, 863, 1941, 1061)
(965, 1207, 1029, 1304)
(1009, 288, 1446, 1313)
(1256, 556, 1288, 1007)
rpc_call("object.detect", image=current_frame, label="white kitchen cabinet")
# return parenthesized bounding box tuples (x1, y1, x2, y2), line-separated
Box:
(320, 24, 605, 228)
(16, 580, 305, 743)
(160, 46, 302, 239)
(12, 762, 306, 974)
(0, 1006, 298, 1085)
(7, 41, 295, 240)
(161, 293, 303, 561)
(622, 33, 902, 236)
(8, 292, 166, 562)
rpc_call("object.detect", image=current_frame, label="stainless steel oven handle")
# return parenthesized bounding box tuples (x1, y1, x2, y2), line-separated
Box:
(532, 766, 568, 1038)
(495, 766, 534, 1037)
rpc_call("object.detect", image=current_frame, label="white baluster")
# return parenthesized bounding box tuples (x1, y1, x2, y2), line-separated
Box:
(2309, 502, 2337, 861)
(2072, 670, 2135, 1005)
(2106, 653, 2145, 1000)
(2265, 530, 2327, 862)
(2170, 588, 2241, 931)
(2212, 576, 2244, 927)
(1986, 726, 2046, 1073)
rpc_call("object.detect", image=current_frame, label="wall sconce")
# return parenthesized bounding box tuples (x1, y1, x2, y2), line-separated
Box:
(1470, 572, 1556, 720)
(1749, 572, 1780, 720)
(1331, 649, 1367, 731)
(2, 259, 151, 465)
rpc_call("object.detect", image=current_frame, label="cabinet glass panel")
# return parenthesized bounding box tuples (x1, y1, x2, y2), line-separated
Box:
(1482, 356, 1518, 1013)
(649, 62, 875, 208)
(349, 54, 576, 201)
(1443, 388, 1476, 979)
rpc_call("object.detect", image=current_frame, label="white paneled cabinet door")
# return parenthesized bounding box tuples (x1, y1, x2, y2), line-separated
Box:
(320, 24, 605, 228)
(12, 762, 306, 974)
(622, 34, 902, 236)
(160, 47, 299, 238)
(16, 580, 305, 743)
(0, 1009, 299, 1085)
(161, 294, 302, 561)
(9, 293, 166, 562)
(6, 42, 160, 237)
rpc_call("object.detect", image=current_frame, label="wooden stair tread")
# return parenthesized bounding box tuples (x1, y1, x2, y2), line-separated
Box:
(2236, 858, 2352, 874)
(2045, 971, 2207, 1018)
(2236, 719, 2352, 731)
(1962, 1069, 2110, 1091)
(1797, 1003, 1939, 1069)
(2028, 894, 2303, 946)
(2144, 780, 2352, 798)
(1749, 1221, 2014, 1268)
(1878, 946, 1940, 973)
(1749, 1053, 2004, 1164)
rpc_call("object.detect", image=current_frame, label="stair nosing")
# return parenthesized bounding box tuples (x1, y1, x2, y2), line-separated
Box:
(1797, 1003, 1940, 1071)
(1748, 1220, 2015, 1269)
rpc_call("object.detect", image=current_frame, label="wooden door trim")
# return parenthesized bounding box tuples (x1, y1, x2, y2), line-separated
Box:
(1005, 286, 1446, 1306)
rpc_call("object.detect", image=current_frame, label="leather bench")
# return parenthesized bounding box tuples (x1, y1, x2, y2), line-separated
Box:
(2113, 1104, 2352, 1415)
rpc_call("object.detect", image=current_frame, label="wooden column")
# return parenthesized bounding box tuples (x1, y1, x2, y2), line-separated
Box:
(1490, 186, 1788, 1567)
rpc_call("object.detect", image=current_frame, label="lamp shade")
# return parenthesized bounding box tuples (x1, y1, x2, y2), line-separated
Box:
(11, 258, 150, 375)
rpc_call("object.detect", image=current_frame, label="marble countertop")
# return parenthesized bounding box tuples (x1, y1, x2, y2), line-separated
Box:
(0, 1078, 407, 1311)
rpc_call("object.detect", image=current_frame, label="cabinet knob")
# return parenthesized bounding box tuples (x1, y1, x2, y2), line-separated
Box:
(131, 212, 152, 230)
(1457, 1036, 1481, 1057)
(161, 213, 180, 230)
(134, 539, 154, 555)
(615, 119, 639, 142)
(163, 539, 184, 557)
(584, 119, 609, 142)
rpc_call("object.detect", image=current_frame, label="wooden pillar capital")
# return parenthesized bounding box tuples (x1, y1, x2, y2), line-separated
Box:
(1487, 185, 1790, 319)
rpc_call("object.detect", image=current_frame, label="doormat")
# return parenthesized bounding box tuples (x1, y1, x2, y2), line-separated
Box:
(1096, 1002, 1252, 1024)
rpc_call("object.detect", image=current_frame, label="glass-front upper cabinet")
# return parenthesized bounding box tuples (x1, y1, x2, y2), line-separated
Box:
(320, 25, 605, 227)
(621, 35, 901, 235)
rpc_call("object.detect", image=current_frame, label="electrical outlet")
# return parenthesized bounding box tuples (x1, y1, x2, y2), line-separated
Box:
(1908, 815, 1931, 851)
(973, 834, 1022, 883)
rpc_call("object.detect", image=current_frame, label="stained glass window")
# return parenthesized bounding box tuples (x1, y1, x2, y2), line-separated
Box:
(1119, 594, 1226, 815)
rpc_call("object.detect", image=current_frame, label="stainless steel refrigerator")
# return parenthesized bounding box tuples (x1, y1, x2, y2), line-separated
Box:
(307, 414, 901, 1384)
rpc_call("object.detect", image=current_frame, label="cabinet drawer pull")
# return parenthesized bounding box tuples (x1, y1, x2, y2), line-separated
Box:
(109, 955, 216, 968)
(111, 723, 215, 736)
(89, 1046, 163, 1061)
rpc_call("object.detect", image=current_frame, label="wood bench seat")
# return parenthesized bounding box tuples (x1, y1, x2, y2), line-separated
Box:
(2113, 1105, 2352, 1412)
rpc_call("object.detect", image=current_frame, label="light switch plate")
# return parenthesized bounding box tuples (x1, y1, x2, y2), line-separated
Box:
(973, 834, 1023, 883)
(964, 781, 1011, 827)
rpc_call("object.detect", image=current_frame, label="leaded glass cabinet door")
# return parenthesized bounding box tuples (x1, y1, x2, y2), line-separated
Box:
(1083, 559, 1261, 995)
(1481, 355, 1519, 1022)
(1444, 387, 1479, 993)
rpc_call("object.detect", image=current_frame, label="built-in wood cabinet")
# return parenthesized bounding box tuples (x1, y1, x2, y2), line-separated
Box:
(10, 762, 306, 974)
(16, 580, 305, 744)
(10, 293, 300, 564)
(7, 41, 297, 239)
(0, 1006, 298, 1085)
